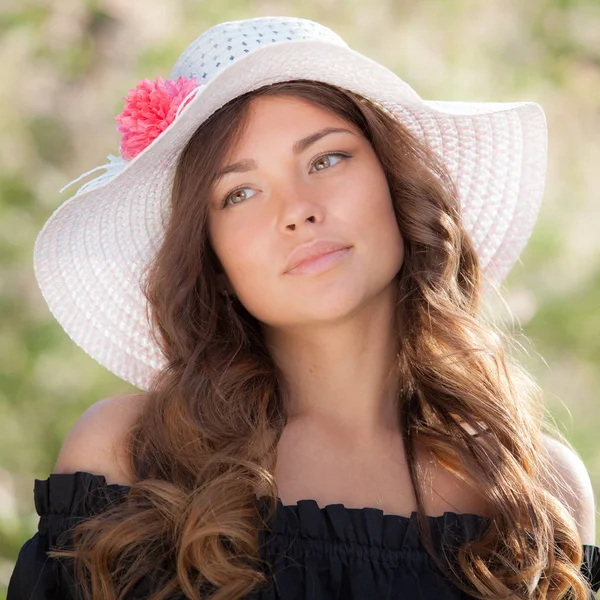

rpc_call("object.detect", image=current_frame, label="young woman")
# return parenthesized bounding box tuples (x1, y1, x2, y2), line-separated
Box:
(8, 16, 600, 600)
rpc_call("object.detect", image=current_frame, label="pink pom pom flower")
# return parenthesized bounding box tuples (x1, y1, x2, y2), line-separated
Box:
(115, 75, 199, 160)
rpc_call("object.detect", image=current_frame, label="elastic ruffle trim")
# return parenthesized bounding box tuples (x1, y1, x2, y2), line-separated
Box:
(30, 471, 600, 594)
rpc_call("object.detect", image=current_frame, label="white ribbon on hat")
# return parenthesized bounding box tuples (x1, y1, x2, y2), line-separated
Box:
(59, 153, 128, 198)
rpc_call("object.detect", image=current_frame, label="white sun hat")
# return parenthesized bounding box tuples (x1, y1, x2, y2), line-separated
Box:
(33, 16, 547, 391)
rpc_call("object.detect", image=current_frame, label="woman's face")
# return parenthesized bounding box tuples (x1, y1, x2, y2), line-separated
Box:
(207, 94, 404, 328)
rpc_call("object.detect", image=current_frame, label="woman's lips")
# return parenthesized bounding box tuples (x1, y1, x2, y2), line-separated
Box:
(285, 247, 351, 275)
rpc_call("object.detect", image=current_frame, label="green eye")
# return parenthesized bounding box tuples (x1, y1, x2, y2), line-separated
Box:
(219, 152, 351, 209)
(310, 153, 346, 172)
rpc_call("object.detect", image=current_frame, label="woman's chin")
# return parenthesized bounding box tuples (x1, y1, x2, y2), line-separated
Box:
(271, 295, 372, 328)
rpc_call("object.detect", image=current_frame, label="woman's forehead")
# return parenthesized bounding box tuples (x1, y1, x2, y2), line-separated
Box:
(227, 94, 359, 153)
(247, 93, 347, 124)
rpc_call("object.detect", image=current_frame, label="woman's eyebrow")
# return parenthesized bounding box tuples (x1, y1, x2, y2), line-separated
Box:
(292, 126, 355, 155)
(215, 127, 355, 179)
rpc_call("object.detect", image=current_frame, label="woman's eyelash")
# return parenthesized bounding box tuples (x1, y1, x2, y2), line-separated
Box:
(219, 151, 352, 209)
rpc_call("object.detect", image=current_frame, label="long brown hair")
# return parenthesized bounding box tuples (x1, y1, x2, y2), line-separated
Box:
(49, 80, 590, 599)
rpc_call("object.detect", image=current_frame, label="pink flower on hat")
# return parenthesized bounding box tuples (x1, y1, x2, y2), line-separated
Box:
(115, 75, 199, 160)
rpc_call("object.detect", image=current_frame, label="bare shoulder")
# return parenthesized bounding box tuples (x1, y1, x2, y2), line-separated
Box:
(541, 433, 597, 545)
(53, 393, 149, 486)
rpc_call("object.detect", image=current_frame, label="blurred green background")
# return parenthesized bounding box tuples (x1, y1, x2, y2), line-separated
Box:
(1, 0, 598, 596)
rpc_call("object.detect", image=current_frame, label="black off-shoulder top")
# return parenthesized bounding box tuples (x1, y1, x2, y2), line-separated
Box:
(7, 471, 600, 599)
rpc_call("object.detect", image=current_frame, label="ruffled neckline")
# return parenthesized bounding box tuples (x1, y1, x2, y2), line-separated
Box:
(35, 471, 492, 551)
(32, 471, 600, 588)
(37, 470, 491, 521)
(257, 495, 493, 556)
(33, 471, 597, 553)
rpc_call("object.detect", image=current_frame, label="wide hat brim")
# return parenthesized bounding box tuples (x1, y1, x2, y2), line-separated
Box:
(33, 35, 547, 391)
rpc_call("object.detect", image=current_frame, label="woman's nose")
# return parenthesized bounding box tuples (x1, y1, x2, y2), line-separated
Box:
(275, 180, 326, 232)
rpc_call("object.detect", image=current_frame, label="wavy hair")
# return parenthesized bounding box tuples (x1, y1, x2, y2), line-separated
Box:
(48, 80, 591, 599)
